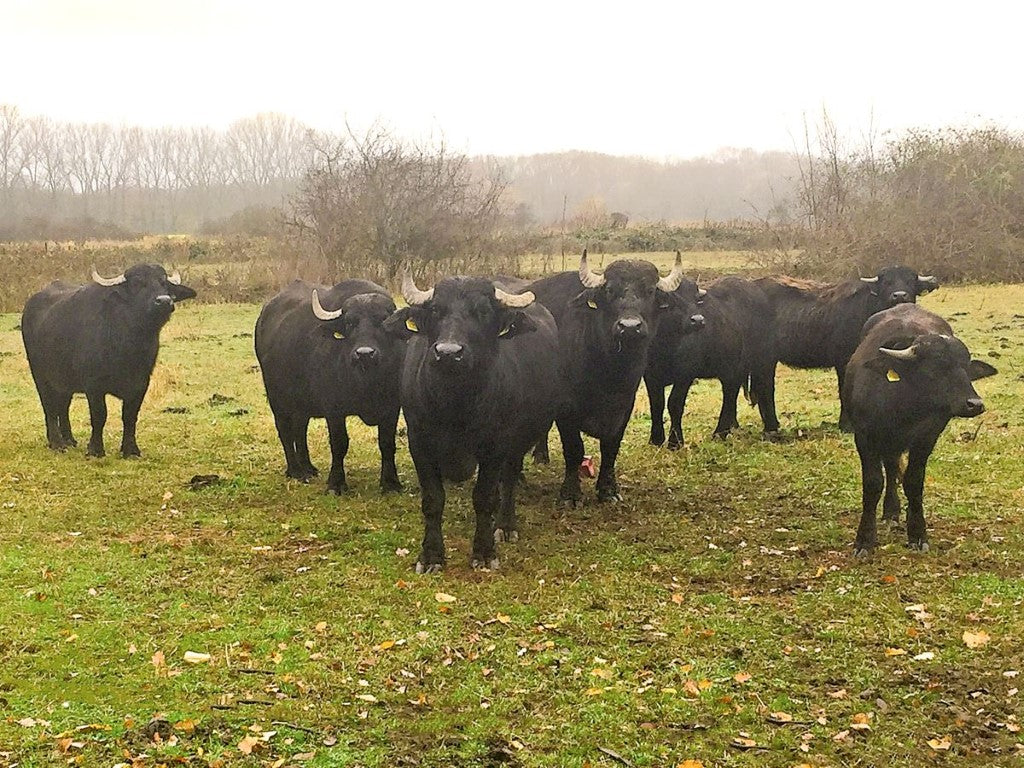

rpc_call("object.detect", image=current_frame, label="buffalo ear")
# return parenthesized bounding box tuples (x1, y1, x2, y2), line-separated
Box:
(498, 309, 537, 339)
(169, 283, 197, 302)
(569, 289, 599, 310)
(383, 306, 417, 339)
(968, 359, 997, 380)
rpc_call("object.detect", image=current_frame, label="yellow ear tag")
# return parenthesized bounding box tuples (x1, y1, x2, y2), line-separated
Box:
(333, 331, 344, 340)
(405, 317, 419, 332)
(498, 325, 510, 337)
(587, 299, 598, 309)
(886, 369, 900, 382)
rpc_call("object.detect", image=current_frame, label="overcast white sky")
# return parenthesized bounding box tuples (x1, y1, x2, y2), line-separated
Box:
(4, 0, 1022, 158)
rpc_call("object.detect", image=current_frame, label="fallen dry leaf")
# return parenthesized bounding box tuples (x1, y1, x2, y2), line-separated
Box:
(183, 651, 211, 664)
(733, 671, 752, 684)
(434, 592, 457, 603)
(768, 711, 793, 723)
(927, 736, 952, 751)
(885, 647, 907, 656)
(850, 712, 872, 731)
(677, 761, 704, 768)
(238, 735, 260, 755)
(914, 651, 936, 661)
(963, 630, 991, 649)
(730, 736, 757, 750)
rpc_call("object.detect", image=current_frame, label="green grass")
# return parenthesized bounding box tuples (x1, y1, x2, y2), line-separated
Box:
(1, 284, 1022, 767)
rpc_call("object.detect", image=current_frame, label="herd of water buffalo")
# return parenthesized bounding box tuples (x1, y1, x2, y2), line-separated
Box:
(18, 255, 997, 571)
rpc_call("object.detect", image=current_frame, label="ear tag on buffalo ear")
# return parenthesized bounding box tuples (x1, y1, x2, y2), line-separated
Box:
(587, 299, 598, 309)
(333, 331, 344, 340)
(887, 369, 901, 382)
(499, 324, 511, 337)
(405, 317, 419, 333)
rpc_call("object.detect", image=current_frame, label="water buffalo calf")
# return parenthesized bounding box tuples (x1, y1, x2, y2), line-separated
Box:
(255, 279, 405, 493)
(753, 266, 939, 432)
(843, 304, 996, 556)
(21, 264, 196, 458)
(645, 275, 772, 447)
(390, 272, 559, 572)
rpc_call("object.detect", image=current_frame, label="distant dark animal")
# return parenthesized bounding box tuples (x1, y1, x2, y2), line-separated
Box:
(609, 212, 629, 229)
(254, 279, 405, 494)
(389, 272, 560, 572)
(842, 304, 996, 556)
(21, 264, 196, 457)
(528, 251, 685, 504)
(644, 275, 772, 447)
(752, 266, 939, 432)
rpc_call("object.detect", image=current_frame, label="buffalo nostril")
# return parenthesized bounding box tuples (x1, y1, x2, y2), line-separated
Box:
(154, 295, 173, 307)
(966, 397, 984, 414)
(891, 291, 909, 302)
(616, 318, 643, 333)
(433, 342, 464, 361)
(689, 314, 705, 328)
(354, 346, 377, 360)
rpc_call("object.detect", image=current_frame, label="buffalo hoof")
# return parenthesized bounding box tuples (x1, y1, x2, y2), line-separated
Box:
(380, 478, 403, 494)
(471, 557, 500, 571)
(881, 515, 901, 529)
(286, 468, 318, 482)
(666, 439, 683, 451)
(907, 540, 930, 553)
(48, 442, 69, 453)
(87, 446, 105, 458)
(762, 430, 783, 443)
(532, 452, 550, 465)
(649, 434, 665, 447)
(415, 561, 444, 575)
(596, 488, 622, 503)
(711, 430, 729, 441)
(852, 547, 874, 559)
(558, 496, 581, 509)
(121, 447, 141, 459)
(326, 484, 349, 496)
(494, 528, 518, 544)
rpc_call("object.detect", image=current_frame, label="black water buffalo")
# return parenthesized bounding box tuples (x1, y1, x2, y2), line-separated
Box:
(644, 275, 772, 447)
(528, 251, 685, 504)
(389, 272, 559, 572)
(843, 304, 996, 556)
(254, 279, 405, 494)
(21, 264, 197, 457)
(752, 266, 939, 432)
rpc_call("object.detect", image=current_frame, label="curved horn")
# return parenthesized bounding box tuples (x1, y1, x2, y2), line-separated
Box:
(91, 267, 126, 287)
(657, 251, 685, 292)
(494, 287, 535, 308)
(579, 249, 605, 288)
(401, 267, 434, 306)
(879, 345, 918, 360)
(918, 274, 938, 285)
(311, 289, 344, 321)
(860, 275, 879, 283)
(167, 270, 182, 285)
(697, 288, 708, 298)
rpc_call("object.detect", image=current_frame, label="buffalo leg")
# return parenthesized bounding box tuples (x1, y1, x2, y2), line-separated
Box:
(555, 417, 585, 505)
(325, 416, 350, 494)
(377, 408, 402, 493)
(85, 390, 108, 458)
(752, 362, 780, 434)
(495, 453, 523, 544)
(837, 366, 854, 432)
(294, 416, 318, 477)
(666, 381, 692, 449)
(596, 425, 627, 502)
(272, 411, 305, 479)
(471, 459, 502, 569)
(532, 431, 550, 464)
(853, 434, 883, 556)
(645, 376, 667, 446)
(38, 383, 71, 450)
(904, 437, 938, 552)
(56, 392, 76, 447)
(881, 453, 902, 525)
(714, 377, 743, 439)
(409, 433, 446, 573)
(120, 391, 145, 457)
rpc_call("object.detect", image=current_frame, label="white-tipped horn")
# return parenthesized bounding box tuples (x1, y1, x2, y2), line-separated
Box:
(918, 274, 938, 285)
(167, 270, 182, 285)
(860, 275, 880, 283)
(579, 249, 605, 288)
(657, 251, 685, 292)
(697, 288, 708, 298)
(91, 267, 126, 287)
(401, 268, 434, 306)
(879, 345, 918, 360)
(311, 289, 344, 321)
(494, 287, 535, 308)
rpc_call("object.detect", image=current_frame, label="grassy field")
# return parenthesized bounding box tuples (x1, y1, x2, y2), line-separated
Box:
(0, 278, 1022, 767)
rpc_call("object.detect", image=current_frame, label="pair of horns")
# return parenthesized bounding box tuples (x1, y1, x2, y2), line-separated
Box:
(860, 274, 936, 284)
(580, 249, 685, 293)
(91, 267, 182, 286)
(401, 269, 535, 308)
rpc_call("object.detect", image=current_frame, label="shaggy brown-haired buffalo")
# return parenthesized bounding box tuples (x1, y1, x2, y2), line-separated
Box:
(753, 266, 939, 432)
(528, 252, 685, 504)
(255, 279, 405, 493)
(645, 275, 772, 447)
(389, 273, 559, 572)
(843, 304, 996, 556)
(21, 264, 196, 458)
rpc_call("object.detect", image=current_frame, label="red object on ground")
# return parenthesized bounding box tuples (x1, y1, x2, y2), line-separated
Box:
(579, 455, 596, 479)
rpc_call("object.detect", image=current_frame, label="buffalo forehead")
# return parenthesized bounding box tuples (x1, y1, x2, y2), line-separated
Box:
(124, 263, 168, 281)
(604, 260, 659, 286)
(433, 277, 499, 305)
(343, 292, 395, 316)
